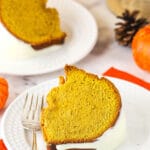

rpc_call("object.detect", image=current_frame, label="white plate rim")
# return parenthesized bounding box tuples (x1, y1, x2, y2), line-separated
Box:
(1, 79, 58, 150)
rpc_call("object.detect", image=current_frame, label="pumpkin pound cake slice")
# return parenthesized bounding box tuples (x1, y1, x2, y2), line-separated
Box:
(0, 0, 66, 49)
(41, 65, 122, 144)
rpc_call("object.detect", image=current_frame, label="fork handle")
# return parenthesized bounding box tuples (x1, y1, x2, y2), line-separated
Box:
(32, 129, 37, 150)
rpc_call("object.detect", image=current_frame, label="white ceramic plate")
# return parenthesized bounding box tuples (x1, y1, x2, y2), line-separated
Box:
(0, 0, 97, 75)
(1, 77, 150, 150)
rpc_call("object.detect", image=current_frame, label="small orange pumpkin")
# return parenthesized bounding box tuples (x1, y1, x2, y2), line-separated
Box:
(0, 77, 8, 109)
(132, 24, 150, 72)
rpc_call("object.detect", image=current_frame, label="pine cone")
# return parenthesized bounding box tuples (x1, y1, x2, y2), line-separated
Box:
(115, 9, 149, 46)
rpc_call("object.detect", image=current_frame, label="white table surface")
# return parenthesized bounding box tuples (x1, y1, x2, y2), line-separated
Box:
(0, 0, 149, 137)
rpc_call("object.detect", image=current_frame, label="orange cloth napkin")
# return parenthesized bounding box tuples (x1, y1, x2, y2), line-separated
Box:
(0, 139, 7, 150)
(103, 67, 150, 91)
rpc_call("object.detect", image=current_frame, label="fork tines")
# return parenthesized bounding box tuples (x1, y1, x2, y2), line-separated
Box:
(22, 94, 44, 122)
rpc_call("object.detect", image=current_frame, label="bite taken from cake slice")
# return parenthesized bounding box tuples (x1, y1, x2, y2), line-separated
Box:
(0, 0, 66, 50)
(40, 65, 124, 146)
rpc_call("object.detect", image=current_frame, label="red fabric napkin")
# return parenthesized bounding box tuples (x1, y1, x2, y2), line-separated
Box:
(103, 67, 150, 91)
(0, 139, 7, 150)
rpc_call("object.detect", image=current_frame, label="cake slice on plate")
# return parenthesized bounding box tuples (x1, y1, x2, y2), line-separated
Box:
(0, 0, 66, 49)
(41, 65, 123, 145)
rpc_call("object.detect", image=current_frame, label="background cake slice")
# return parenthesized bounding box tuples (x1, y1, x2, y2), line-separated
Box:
(0, 0, 66, 49)
(41, 65, 122, 144)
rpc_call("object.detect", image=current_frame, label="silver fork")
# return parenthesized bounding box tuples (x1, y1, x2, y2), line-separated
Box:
(21, 94, 44, 150)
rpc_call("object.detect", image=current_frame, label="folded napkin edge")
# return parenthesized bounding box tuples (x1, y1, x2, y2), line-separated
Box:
(102, 67, 150, 91)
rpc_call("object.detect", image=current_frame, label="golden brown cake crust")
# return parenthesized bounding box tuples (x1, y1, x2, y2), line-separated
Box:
(31, 34, 66, 50)
(41, 65, 122, 144)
